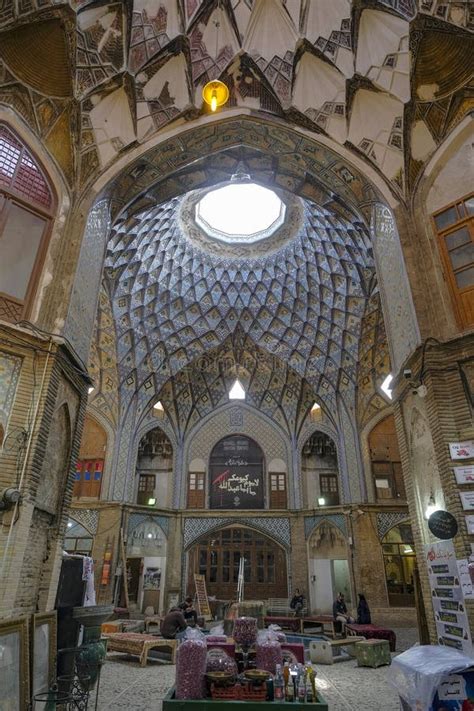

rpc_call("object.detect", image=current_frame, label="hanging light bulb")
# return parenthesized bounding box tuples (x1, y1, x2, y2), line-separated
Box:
(202, 80, 229, 112)
(424, 493, 439, 520)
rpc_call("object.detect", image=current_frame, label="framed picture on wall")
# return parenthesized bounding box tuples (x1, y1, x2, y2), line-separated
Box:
(31, 611, 57, 697)
(0, 616, 30, 711)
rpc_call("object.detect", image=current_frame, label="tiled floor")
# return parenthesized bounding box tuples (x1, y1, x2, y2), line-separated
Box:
(90, 627, 418, 710)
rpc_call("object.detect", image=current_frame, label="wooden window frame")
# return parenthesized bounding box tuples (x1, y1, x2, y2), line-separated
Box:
(432, 192, 474, 330)
(320, 473, 340, 505)
(188, 471, 205, 509)
(269, 472, 287, 509)
(137, 473, 156, 505)
(0, 125, 56, 323)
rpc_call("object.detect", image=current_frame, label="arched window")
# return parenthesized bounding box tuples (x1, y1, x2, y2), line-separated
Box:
(302, 431, 339, 506)
(369, 415, 405, 501)
(0, 124, 55, 323)
(136, 427, 173, 506)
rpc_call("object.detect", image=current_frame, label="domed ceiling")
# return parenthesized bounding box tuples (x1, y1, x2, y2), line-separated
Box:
(104, 177, 374, 411)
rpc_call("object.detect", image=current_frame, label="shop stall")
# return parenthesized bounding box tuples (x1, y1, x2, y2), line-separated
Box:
(163, 617, 328, 709)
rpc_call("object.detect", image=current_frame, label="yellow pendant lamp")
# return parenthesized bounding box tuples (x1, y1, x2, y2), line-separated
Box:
(202, 79, 229, 112)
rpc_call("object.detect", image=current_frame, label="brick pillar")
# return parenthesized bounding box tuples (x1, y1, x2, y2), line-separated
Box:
(0, 324, 89, 618)
(394, 334, 474, 642)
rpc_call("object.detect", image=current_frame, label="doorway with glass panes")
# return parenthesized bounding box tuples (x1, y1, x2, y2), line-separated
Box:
(187, 525, 288, 599)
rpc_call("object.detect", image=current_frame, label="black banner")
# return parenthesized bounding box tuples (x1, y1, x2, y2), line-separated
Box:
(209, 435, 264, 509)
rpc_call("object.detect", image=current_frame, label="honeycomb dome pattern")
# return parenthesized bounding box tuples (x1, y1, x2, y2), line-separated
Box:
(105, 192, 374, 398)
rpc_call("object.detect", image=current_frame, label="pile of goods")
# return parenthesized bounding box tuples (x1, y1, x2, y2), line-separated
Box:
(174, 618, 320, 704)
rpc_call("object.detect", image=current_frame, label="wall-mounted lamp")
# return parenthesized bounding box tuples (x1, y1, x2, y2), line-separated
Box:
(147, 497, 156, 506)
(425, 493, 439, 520)
(318, 497, 326, 506)
(87, 386, 95, 395)
(202, 80, 229, 112)
(0, 487, 21, 511)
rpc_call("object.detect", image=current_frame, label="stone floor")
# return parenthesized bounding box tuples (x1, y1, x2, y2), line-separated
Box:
(90, 627, 418, 710)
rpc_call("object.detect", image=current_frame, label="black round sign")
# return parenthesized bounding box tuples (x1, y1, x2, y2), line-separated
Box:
(428, 510, 458, 540)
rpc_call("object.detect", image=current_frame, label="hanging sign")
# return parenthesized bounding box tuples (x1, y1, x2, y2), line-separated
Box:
(194, 573, 212, 620)
(449, 441, 474, 460)
(460, 492, 474, 511)
(209, 435, 264, 509)
(454, 466, 474, 484)
(428, 510, 459, 540)
(425, 540, 473, 655)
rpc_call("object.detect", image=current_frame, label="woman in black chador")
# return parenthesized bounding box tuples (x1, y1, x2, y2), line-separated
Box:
(357, 593, 371, 624)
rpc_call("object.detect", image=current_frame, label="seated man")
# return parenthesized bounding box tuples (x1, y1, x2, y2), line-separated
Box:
(179, 595, 198, 626)
(290, 588, 305, 617)
(332, 592, 354, 629)
(160, 607, 187, 640)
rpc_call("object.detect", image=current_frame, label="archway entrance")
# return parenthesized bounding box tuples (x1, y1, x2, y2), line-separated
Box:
(187, 525, 288, 600)
(308, 522, 351, 614)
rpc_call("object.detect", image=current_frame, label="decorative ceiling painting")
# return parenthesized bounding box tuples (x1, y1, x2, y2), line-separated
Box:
(0, 0, 471, 193)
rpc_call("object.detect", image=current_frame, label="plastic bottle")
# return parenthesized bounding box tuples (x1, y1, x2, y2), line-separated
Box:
(274, 664, 284, 701)
(305, 679, 313, 703)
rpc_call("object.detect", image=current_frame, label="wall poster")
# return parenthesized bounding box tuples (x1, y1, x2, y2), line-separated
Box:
(425, 540, 473, 655)
(454, 466, 474, 484)
(450, 441, 474, 460)
(209, 435, 264, 509)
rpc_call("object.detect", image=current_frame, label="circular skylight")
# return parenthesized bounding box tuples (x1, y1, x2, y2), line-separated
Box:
(195, 183, 285, 243)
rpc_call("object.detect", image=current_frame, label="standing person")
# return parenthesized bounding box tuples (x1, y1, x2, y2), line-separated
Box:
(290, 588, 305, 617)
(357, 593, 371, 624)
(160, 607, 187, 639)
(179, 595, 198, 626)
(332, 592, 354, 629)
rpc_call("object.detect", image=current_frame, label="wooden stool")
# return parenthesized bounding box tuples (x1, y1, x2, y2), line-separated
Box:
(355, 639, 391, 668)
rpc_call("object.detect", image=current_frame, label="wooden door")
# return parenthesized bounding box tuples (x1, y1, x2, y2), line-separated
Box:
(187, 526, 287, 600)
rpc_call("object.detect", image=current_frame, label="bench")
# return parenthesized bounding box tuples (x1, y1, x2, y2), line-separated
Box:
(102, 632, 178, 666)
(266, 598, 308, 616)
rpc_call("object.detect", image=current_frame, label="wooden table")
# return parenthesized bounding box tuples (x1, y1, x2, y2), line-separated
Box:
(300, 616, 340, 637)
(102, 632, 178, 666)
(346, 623, 396, 651)
(263, 615, 301, 632)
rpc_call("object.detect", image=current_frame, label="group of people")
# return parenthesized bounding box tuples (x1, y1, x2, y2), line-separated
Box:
(160, 595, 198, 639)
(333, 592, 371, 626)
(160, 589, 371, 639)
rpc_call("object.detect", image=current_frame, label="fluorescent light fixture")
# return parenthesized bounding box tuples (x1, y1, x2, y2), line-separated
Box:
(318, 497, 326, 506)
(229, 379, 245, 400)
(88, 386, 95, 394)
(147, 497, 156, 506)
(153, 401, 164, 411)
(381, 374, 393, 400)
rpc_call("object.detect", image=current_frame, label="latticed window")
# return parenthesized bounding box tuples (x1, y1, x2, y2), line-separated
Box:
(433, 193, 474, 329)
(319, 474, 339, 505)
(137, 474, 156, 505)
(0, 124, 54, 323)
